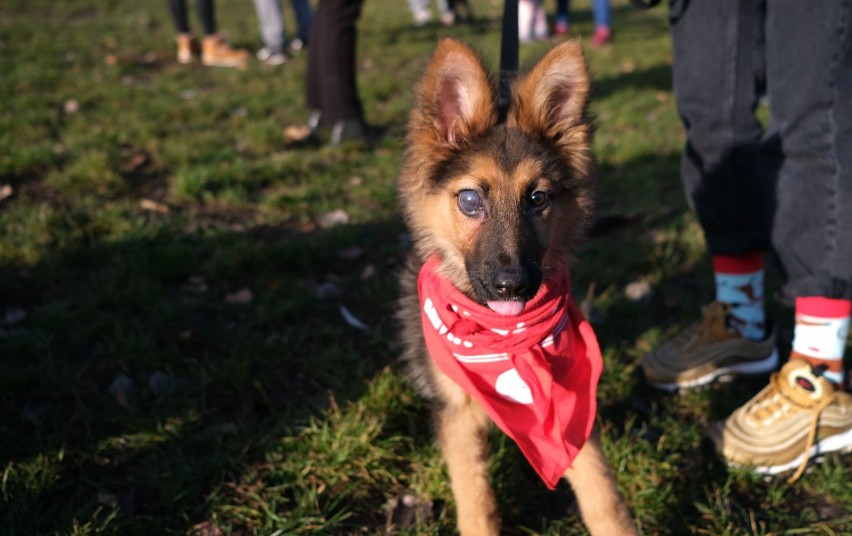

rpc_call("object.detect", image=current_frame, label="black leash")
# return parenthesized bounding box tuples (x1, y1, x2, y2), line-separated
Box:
(630, 0, 661, 8)
(498, 0, 519, 118)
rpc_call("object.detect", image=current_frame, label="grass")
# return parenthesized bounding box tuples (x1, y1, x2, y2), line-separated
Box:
(1, 0, 850, 534)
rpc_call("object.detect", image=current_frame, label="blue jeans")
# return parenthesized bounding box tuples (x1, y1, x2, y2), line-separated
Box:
(253, 0, 313, 52)
(555, 0, 611, 28)
(670, 0, 852, 301)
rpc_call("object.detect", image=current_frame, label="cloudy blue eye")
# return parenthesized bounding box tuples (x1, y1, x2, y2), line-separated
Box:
(530, 191, 549, 210)
(457, 189, 483, 216)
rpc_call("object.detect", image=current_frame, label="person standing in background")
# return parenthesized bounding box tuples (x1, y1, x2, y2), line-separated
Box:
(552, 0, 612, 47)
(167, 0, 248, 67)
(252, 0, 314, 65)
(287, 0, 382, 146)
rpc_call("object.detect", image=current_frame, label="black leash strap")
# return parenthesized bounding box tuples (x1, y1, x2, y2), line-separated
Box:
(498, 0, 519, 117)
(630, 0, 661, 9)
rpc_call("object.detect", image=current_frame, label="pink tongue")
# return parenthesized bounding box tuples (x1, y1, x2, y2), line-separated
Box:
(487, 300, 525, 316)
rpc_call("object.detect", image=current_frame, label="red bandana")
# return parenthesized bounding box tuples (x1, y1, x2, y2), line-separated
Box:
(418, 256, 602, 489)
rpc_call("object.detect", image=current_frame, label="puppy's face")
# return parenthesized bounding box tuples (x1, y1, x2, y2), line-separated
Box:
(399, 39, 593, 314)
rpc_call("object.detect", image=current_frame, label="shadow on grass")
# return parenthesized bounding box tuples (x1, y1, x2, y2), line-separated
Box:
(0, 148, 711, 534)
(0, 217, 412, 533)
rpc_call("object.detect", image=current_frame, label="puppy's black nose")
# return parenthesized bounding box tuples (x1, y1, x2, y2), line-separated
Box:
(491, 269, 530, 298)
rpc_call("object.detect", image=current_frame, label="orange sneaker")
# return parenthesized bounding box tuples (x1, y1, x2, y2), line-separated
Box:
(201, 34, 248, 68)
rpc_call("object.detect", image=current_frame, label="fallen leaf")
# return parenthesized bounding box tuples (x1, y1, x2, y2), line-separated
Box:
(124, 153, 147, 171)
(225, 288, 253, 304)
(139, 198, 169, 213)
(64, 99, 80, 114)
(339, 304, 369, 331)
(0, 184, 12, 202)
(104, 53, 118, 65)
(625, 280, 653, 302)
(361, 264, 377, 279)
(283, 123, 311, 142)
(317, 209, 349, 229)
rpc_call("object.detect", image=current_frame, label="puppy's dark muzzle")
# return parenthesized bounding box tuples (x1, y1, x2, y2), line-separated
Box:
(491, 268, 531, 300)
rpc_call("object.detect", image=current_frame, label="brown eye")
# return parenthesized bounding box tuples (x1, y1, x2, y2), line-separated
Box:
(530, 191, 549, 210)
(458, 189, 483, 216)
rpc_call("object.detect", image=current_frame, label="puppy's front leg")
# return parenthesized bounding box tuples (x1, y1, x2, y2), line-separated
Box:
(437, 396, 500, 536)
(564, 428, 637, 535)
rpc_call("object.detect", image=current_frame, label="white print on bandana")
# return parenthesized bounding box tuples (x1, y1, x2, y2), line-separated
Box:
(495, 368, 534, 404)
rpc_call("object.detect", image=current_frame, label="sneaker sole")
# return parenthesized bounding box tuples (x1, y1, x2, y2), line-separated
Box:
(649, 347, 779, 392)
(202, 59, 248, 68)
(732, 426, 852, 475)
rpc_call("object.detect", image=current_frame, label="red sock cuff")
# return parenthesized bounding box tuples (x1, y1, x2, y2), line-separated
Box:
(796, 296, 852, 319)
(712, 251, 765, 275)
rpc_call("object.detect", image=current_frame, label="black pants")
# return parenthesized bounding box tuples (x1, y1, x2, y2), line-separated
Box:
(167, 0, 216, 35)
(670, 0, 852, 301)
(305, 0, 365, 123)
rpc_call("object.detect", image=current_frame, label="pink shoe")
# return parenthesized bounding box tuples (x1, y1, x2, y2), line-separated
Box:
(590, 26, 611, 48)
(553, 19, 569, 36)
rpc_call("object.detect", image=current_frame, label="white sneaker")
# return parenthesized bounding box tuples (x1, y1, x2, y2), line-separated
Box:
(256, 47, 287, 66)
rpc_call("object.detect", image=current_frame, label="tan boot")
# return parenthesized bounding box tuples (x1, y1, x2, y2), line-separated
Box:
(201, 34, 248, 68)
(176, 33, 200, 64)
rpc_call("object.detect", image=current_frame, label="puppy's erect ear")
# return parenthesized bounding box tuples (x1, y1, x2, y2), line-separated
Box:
(409, 38, 497, 148)
(510, 40, 591, 174)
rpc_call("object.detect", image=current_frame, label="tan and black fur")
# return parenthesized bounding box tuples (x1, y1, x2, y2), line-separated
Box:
(396, 39, 637, 535)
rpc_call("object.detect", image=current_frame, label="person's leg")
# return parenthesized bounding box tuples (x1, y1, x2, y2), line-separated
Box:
(167, 0, 191, 33)
(169, 0, 200, 63)
(708, 0, 852, 482)
(313, 0, 364, 124)
(197, 0, 248, 67)
(589, 0, 611, 46)
(289, 0, 314, 44)
(408, 0, 432, 25)
(673, 0, 769, 257)
(305, 0, 325, 113)
(767, 2, 852, 307)
(592, 0, 610, 27)
(641, 0, 777, 391)
(767, 0, 852, 383)
(195, 0, 216, 35)
(553, 0, 569, 35)
(436, 0, 456, 26)
(253, 0, 286, 54)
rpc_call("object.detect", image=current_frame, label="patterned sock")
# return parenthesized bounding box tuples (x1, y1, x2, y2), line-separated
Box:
(792, 296, 851, 387)
(712, 251, 766, 341)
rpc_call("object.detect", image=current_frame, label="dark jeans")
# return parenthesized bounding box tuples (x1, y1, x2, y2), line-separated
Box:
(305, 0, 364, 123)
(167, 0, 216, 35)
(670, 0, 852, 301)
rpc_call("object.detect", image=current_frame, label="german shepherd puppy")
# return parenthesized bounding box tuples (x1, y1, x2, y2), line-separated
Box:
(397, 39, 636, 535)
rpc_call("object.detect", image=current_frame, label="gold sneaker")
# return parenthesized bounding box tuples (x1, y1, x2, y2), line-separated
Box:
(707, 359, 852, 482)
(176, 33, 201, 64)
(201, 35, 248, 68)
(641, 301, 778, 391)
